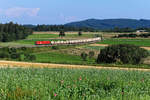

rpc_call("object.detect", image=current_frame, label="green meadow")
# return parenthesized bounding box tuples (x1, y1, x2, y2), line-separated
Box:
(98, 38, 150, 47)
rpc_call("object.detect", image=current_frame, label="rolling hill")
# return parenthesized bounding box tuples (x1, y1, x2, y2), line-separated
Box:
(65, 19, 150, 30)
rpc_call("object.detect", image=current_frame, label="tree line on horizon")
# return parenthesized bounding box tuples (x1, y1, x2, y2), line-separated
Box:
(0, 22, 33, 42)
(25, 24, 150, 33)
(24, 25, 99, 32)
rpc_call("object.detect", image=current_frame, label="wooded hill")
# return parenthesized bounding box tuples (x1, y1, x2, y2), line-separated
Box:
(65, 18, 150, 30)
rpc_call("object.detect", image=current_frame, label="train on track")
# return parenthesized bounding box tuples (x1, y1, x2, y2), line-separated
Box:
(35, 37, 101, 45)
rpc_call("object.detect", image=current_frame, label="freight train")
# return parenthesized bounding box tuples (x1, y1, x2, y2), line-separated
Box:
(35, 37, 101, 45)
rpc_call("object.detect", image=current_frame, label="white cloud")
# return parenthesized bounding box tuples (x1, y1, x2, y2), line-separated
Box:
(59, 13, 78, 22)
(0, 7, 40, 17)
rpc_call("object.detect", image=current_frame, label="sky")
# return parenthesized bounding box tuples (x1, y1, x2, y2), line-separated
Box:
(0, 0, 150, 25)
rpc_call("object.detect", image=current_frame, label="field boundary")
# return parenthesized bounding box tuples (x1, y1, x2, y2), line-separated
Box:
(0, 60, 150, 71)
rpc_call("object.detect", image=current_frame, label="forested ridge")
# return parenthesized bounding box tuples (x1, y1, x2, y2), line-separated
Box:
(0, 22, 33, 42)
(65, 19, 150, 30)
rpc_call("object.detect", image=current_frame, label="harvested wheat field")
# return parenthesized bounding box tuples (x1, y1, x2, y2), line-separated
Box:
(0, 60, 150, 72)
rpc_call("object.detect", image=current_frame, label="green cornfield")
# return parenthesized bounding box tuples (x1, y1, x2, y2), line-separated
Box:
(0, 68, 150, 100)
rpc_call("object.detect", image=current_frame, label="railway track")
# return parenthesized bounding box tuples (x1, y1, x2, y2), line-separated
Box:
(0, 37, 102, 48)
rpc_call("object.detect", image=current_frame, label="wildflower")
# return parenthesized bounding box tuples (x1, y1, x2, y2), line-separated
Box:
(67, 86, 71, 88)
(79, 76, 82, 81)
(54, 93, 57, 97)
(140, 78, 144, 82)
(61, 80, 64, 84)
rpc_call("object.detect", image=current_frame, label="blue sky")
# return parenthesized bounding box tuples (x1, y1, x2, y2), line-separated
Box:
(0, 0, 150, 24)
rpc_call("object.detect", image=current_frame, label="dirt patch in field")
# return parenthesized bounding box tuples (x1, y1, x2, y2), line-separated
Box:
(0, 60, 150, 72)
(141, 47, 150, 50)
(90, 44, 108, 47)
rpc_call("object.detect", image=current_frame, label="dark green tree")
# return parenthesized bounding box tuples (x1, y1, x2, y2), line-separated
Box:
(97, 44, 149, 64)
(81, 52, 88, 61)
(89, 51, 95, 58)
(59, 30, 65, 37)
(78, 31, 82, 36)
(10, 53, 20, 59)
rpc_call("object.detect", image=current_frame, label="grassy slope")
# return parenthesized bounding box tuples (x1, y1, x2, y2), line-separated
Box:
(1, 68, 150, 100)
(34, 51, 95, 65)
(98, 38, 150, 47)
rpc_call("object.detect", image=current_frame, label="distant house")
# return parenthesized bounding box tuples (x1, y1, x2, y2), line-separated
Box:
(136, 30, 146, 33)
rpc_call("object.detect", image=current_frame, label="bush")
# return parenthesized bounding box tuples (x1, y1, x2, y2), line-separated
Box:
(59, 30, 65, 37)
(8, 48, 17, 54)
(28, 55, 36, 61)
(97, 44, 149, 64)
(10, 53, 20, 59)
(78, 31, 82, 36)
(89, 51, 95, 58)
(0, 52, 9, 58)
(52, 46, 59, 50)
(81, 52, 88, 61)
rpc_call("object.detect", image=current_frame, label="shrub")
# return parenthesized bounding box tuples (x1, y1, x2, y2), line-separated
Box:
(89, 51, 95, 58)
(28, 55, 36, 61)
(81, 52, 88, 61)
(52, 46, 59, 50)
(78, 31, 82, 36)
(97, 44, 149, 64)
(0, 52, 9, 58)
(20, 47, 27, 51)
(10, 53, 20, 59)
(8, 48, 17, 54)
(59, 30, 65, 37)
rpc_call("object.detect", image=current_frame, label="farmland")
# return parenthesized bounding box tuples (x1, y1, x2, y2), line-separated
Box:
(0, 31, 150, 100)
(35, 51, 95, 65)
(98, 38, 150, 47)
(1, 32, 150, 68)
(0, 68, 149, 100)
(0, 32, 101, 46)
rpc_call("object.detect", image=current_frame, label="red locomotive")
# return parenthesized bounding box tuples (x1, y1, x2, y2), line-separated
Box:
(35, 41, 51, 45)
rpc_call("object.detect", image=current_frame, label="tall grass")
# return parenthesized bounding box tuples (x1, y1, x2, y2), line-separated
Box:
(0, 68, 149, 100)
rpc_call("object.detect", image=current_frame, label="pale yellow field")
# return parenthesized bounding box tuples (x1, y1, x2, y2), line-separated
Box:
(0, 60, 150, 72)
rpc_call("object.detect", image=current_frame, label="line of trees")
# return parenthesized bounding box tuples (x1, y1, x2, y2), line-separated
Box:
(114, 33, 150, 38)
(25, 25, 99, 32)
(103, 27, 150, 33)
(103, 27, 136, 33)
(24, 24, 150, 33)
(0, 22, 33, 42)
